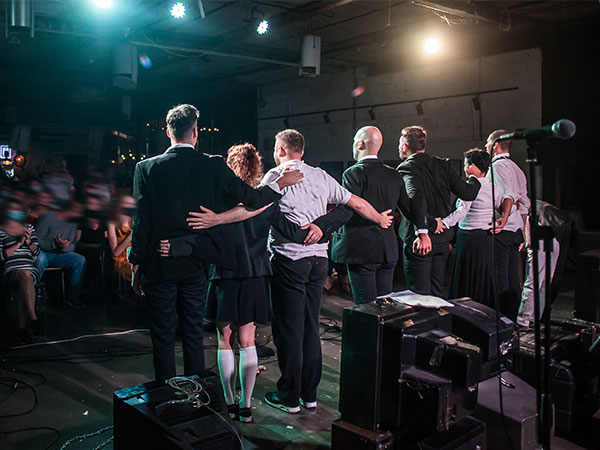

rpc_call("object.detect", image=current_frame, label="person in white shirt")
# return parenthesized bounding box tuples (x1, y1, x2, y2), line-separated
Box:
(261, 129, 393, 414)
(485, 130, 530, 320)
(436, 149, 513, 307)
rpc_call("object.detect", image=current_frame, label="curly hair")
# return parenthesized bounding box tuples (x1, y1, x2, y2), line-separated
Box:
(226, 143, 264, 188)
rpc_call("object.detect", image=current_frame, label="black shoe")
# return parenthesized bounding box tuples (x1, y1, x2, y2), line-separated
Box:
(264, 392, 300, 414)
(239, 407, 252, 423)
(256, 345, 274, 358)
(17, 328, 33, 345)
(30, 319, 43, 336)
(227, 403, 239, 420)
(66, 298, 87, 309)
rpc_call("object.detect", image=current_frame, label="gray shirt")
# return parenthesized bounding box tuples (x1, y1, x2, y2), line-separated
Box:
(261, 160, 352, 260)
(35, 211, 78, 253)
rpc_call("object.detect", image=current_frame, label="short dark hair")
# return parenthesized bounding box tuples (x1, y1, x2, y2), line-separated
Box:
(401, 126, 427, 151)
(275, 129, 304, 154)
(464, 148, 490, 173)
(166, 104, 199, 141)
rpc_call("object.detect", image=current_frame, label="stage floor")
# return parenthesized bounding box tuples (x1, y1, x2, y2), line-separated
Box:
(1, 273, 598, 450)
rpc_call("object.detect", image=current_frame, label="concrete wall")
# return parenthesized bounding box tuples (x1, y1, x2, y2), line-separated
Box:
(258, 48, 542, 173)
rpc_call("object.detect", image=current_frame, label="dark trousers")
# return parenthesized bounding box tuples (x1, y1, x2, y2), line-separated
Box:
(494, 230, 524, 320)
(402, 238, 450, 298)
(270, 254, 328, 406)
(143, 270, 208, 382)
(347, 261, 397, 305)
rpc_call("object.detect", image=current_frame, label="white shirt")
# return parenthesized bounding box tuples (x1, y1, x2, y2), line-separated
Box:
(260, 160, 352, 260)
(486, 154, 530, 232)
(442, 177, 512, 230)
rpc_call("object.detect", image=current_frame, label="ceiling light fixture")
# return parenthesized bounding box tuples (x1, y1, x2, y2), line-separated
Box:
(171, 2, 186, 19)
(257, 19, 270, 35)
(416, 102, 424, 115)
(94, 0, 113, 9)
(368, 107, 376, 121)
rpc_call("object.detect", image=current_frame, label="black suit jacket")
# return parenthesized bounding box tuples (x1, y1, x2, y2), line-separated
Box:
(396, 152, 480, 244)
(130, 144, 281, 282)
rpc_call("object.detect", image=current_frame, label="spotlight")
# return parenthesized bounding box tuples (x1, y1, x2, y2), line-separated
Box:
(283, 117, 290, 128)
(472, 95, 481, 111)
(323, 112, 330, 124)
(257, 19, 270, 35)
(94, 0, 113, 8)
(14, 154, 26, 168)
(424, 37, 440, 54)
(171, 2, 186, 19)
(139, 54, 152, 69)
(416, 102, 424, 115)
(368, 107, 376, 121)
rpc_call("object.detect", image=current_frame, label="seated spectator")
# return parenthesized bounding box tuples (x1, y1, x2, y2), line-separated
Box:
(0, 201, 42, 343)
(35, 202, 87, 308)
(107, 194, 135, 292)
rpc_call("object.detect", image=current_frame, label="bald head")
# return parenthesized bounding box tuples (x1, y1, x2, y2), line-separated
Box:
(353, 126, 383, 161)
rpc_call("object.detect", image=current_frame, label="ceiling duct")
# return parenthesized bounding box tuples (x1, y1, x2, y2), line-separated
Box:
(5, 0, 35, 38)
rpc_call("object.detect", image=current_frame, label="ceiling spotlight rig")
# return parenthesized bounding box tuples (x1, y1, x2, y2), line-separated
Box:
(171, 2, 186, 19)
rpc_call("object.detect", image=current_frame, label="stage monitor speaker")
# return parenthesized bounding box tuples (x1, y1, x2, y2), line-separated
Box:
(331, 419, 394, 450)
(575, 250, 600, 323)
(471, 372, 545, 450)
(113, 374, 240, 450)
(417, 416, 486, 450)
(339, 301, 452, 431)
(448, 298, 519, 379)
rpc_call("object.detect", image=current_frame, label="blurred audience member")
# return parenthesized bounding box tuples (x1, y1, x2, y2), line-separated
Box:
(107, 194, 135, 292)
(0, 201, 42, 343)
(35, 202, 87, 308)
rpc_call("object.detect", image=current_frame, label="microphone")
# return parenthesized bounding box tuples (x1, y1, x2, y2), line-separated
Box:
(495, 119, 576, 143)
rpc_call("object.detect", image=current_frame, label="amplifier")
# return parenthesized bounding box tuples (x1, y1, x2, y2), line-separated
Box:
(448, 298, 519, 379)
(113, 375, 240, 450)
(339, 301, 452, 431)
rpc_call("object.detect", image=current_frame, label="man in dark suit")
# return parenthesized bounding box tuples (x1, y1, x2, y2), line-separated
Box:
(129, 104, 302, 382)
(397, 126, 481, 297)
(326, 126, 405, 304)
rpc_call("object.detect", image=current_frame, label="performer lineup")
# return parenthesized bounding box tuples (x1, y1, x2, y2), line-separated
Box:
(128, 103, 531, 422)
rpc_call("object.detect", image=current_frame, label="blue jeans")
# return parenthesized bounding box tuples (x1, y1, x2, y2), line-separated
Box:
(143, 270, 208, 382)
(36, 250, 86, 301)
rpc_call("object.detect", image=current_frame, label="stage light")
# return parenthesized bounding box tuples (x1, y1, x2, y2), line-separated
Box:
(171, 2, 186, 19)
(283, 117, 290, 128)
(94, 0, 113, 9)
(368, 107, 376, 121)
(14, 154, 26, 168)
(472, 95, 481, 111)
(424, 37, 440, 54)
(416, 102, 424, 115)
(257, 19, 270, 35)
(139, 54, 152, 69)
(323, 112, 331, 124)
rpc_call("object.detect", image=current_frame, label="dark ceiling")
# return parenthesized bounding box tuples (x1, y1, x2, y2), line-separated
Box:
(1, 0, 599, 100)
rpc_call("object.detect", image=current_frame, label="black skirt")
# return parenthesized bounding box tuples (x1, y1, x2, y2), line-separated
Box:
(449, 228, 495, 308)
(205, 276, 271, 325)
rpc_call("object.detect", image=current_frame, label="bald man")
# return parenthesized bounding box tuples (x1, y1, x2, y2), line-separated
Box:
(326, 126, 412, 303)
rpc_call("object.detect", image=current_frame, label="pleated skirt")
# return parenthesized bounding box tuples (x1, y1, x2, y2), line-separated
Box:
(205, 276, 271, 325)
(449, 228, 495, 308)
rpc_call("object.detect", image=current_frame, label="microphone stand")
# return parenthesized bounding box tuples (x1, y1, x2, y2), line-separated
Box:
(525, 137, 553, 450)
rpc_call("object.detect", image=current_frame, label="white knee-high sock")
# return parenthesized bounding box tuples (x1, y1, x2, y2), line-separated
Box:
(238, 346, 258, 409)
(217, 349, 235, 405)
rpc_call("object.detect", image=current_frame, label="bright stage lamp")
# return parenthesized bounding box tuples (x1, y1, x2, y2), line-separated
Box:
(94, 0, 113, 8)
(257, 19, 270, 35)
(171, 2, 186, 19)
(424, 37, 441, 54)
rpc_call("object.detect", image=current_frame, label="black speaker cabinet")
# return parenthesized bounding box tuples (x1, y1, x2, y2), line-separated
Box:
(448, 298, 519, 379)
(331, 419, 395, 450)
(417, 416, 486, 450)
(339, 301, 452, 431)
(113, 374, 240, 450)
(575, 250, 600, 323)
